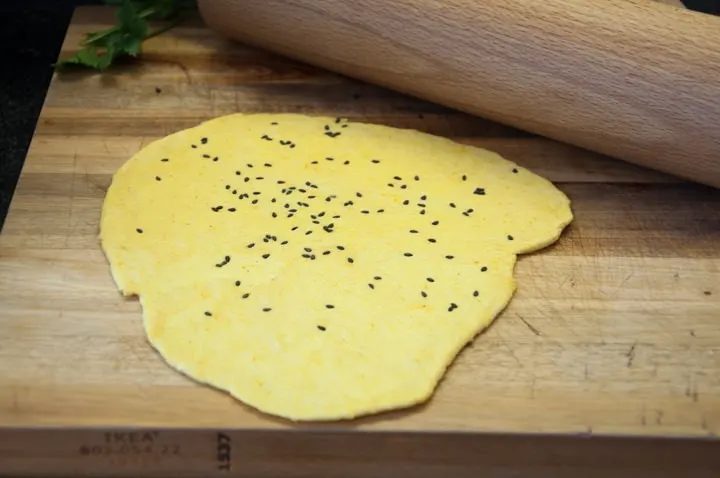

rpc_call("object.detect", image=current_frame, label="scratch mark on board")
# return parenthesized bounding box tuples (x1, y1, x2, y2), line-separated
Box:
(626, 342, 637, 367)
(655, 410, 664, 425)
(517, 314, 541, 336)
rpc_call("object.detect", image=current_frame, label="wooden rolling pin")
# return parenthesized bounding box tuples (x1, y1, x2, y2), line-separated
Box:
(197, 0, 720, 187)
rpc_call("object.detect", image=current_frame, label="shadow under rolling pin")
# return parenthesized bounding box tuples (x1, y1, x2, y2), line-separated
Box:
(198, 0, 720, 187)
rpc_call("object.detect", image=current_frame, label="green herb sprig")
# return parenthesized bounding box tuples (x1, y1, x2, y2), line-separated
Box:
(55, 0, 197, 71)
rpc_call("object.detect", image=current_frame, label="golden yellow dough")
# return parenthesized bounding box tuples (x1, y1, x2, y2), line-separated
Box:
(100, 113, 573, 421)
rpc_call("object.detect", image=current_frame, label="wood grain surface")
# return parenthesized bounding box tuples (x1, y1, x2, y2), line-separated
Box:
(1, 6, 719, 477)
(198, 0, 720, 187)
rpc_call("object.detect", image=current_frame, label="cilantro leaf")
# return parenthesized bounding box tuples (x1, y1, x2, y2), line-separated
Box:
(55, 0, 195, 71)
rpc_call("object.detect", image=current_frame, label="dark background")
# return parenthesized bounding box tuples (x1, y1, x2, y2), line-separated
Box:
(0, 0, 718, 228)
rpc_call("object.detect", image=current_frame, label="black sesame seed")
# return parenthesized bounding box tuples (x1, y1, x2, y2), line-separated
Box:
(420, 210, 426, 215)
(432, 220, 440, 225)
(228, 208, 237, 212)
(161, 158, 169, 162)
(244, 177, 250, 183)
(326, 304, 335, 309)
(155, 176, 162, 181)
(512, 168, 519, 174)
(356, 192, 363, 198)
(462, 175, 467, 181)
(311, 161, 318, 165)
(445, 255, 454, 260)
(213, 157, 219, 162)
(242, 293, 250, 299)
(394, 176, 402, 181)
(323, 250, 331, 255)
(262, 253, 271, 259)
(374, 276, 382, 280)
(255, 177, 264, 181)
(450, 203, 456, 208)
(448, 303, 458, 312)
(324, 125, 330, 131)
(347, 257, 354, 263)
(271, 122, 278, 125)
(388, 183, 395, 188)
(201, 137, 208, 144)
(235, 280, 241, 287)
(263, 308, 272, 312)
(409, 229, 419, 234)
(136, 228, 143, 233)
(191, 144, 197, 149)
(421, 291, 427, 298)
(232, 189, 238, 194)
(427, 277, 435, 283)
(204, 311, 212, 316)
(247, 243, 256, 248)
(252, 199, 259, 204)
(420, 195, 427, 200)
(507, 235, 514, 241)
(404, 252, 413, 257)
(371, 159, 380, 164)
(403, 200, 410, 206)
(235, 171, 241, 175)
(326, 156, 334, 161)
(361, 210, 370, 214)
(292, 226, 299, 231)
(306, 230, 313, 236)
(344, 160, 350, 165)
(414, 175, 419, 181)
(368, 283, 375, 289)
(317, 325, 326, 331)
(401, 185, 407, 189)
(225, 185, 231, 190)
(272, 212, 278, 218)
(474, 188, 486, 195)
(418, 203, 426, 208)
(202, 154, 211, 159)
(473, 290, 479, 297)
(304, 247, 312, 252)
(281, 241, 289, 245)
(337, 245, 345, 250)
(428, 238, 437, 243)
(481, 266, 488, 272)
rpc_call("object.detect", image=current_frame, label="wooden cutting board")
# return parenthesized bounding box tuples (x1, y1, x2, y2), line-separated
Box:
(1, 6, 719, 477)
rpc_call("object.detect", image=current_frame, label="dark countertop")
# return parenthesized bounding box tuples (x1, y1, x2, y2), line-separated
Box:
(0, 0, 718, 230)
